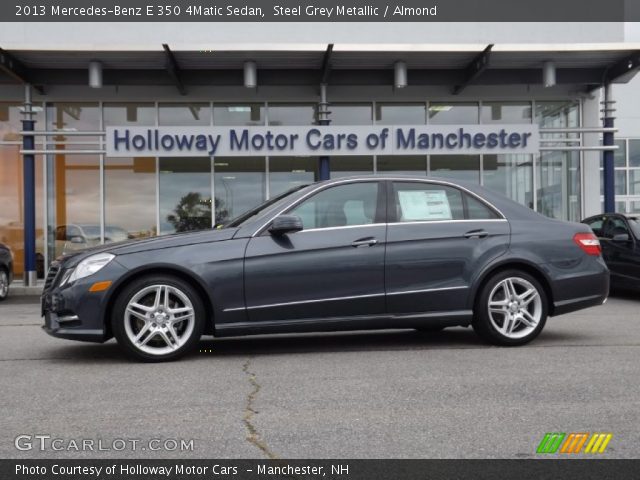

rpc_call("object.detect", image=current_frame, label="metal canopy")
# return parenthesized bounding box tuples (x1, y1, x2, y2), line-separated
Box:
(1, 46, 638, 89)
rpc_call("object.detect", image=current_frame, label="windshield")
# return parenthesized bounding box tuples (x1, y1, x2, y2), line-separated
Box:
(222, 184, 309, 228)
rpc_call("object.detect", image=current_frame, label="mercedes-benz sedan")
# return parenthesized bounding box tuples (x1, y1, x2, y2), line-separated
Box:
(41, 176, 609, 361)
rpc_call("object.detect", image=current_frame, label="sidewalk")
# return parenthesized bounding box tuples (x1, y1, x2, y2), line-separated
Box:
(8, 280, 43, 297)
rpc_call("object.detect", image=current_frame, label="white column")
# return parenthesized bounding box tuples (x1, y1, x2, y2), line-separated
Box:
(582, 91, 602, 217)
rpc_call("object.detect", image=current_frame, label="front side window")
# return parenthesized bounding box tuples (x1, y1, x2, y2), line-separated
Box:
(603, 217, 631, 239)
(288, 182, 381, 230)
(392, 182, 499, 222)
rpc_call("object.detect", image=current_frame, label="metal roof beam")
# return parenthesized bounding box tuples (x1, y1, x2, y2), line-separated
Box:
(0, 47, 44, 94)
(320, 44, 334, 84)
(162, 44, 186, 95)
(604, 51, 640, 84)
(452, 44, 493, 95)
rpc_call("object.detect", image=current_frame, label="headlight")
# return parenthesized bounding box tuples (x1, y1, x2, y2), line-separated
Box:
(64, 253, 115, 285)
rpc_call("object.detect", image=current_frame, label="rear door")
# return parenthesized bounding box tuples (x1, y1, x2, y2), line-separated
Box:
(601, 216, 640, 286)
(385, 181, 510, 314)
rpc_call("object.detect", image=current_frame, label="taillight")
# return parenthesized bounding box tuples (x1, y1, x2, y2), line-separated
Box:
(573, 232, 601, 256)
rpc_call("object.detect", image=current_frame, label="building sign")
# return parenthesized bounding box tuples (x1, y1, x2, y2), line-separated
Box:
(106, 125, 539, 157)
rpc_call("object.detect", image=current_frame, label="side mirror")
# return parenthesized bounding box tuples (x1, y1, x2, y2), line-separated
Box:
(269, 215, 303, 236)
(612, 233, 630, 242)
(69, 236, 85, 244)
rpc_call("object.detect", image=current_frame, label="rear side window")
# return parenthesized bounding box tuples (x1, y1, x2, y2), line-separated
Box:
(392, 182, 499, 222)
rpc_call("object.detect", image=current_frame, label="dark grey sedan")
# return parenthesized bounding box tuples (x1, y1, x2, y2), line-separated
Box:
(41, 176, 609, 361)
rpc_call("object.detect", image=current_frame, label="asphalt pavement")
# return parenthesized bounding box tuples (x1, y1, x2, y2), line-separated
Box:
(0, 294, 639, 459)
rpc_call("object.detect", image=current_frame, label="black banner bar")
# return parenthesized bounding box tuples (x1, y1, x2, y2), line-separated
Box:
(2, 459, 640, 480)
(3, 0, 640, 22)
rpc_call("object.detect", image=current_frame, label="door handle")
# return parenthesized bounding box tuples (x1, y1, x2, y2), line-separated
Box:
(463, 229, 489, 239)
(352, 237, 378, 247)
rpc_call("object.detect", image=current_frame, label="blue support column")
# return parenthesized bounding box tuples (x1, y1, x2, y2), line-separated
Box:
(22, 117, 37, 285)
(317, 84, 330, 181)
(602, 84, 615, 213)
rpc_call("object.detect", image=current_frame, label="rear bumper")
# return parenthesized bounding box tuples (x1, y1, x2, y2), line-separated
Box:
(549, 259, 609, 316)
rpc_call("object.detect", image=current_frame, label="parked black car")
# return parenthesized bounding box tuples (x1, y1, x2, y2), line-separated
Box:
(41, 176, 609, 361)
(0, 242, 14, 301)
(582, 213, 640, 291)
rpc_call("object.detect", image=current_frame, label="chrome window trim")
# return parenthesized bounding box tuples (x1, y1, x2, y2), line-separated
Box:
(298, 224, 383, 234)
(387, 285, 468, 296)
(224, 285, 467, 312)
(387, 219, 507, 226)
(251, 177, 507, 237)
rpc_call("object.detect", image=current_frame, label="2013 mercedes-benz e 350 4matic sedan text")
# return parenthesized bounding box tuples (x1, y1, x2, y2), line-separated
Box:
(41, 176, 609, 362)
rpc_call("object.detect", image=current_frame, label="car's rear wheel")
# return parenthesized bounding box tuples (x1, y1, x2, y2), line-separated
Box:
(0, 269, 9, 301)
(472, 270, 547, 346)
(112, 275, 205, 362)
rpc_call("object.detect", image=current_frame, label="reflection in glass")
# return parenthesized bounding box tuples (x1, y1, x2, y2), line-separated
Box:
(331, 104, 372, 125)
(214, 157, 266, 225)
(483, 155, 533, 208)
(47, 103, 101, 146)
(630, 140, 640, 167)
(269, 157, 317, 198)
(159, 158, 211, 234)
(49, 154, 101, 258)
(614, 140, 626, 168)
(0, 102, 44, 142)
(536, 101, 581, 221)
(615, 170, 627, 195)
(0, 146, 44, 277)
(268, 104, 316, 125)
(630, 170, 640, 195)
(430, 155, 480, 183)
(329, 156, 374, 179)
(105, 157, 157, 239)
(376, 103, 426, 125)
(104, 103, 155, 126)
(160, 103, 211, 126)
(214, 104, 264, 126)
(377, 156, 426, 176)
(536, 152, 581, 221)
(482, 101, 532, 124)
(429, 102, 479, 124)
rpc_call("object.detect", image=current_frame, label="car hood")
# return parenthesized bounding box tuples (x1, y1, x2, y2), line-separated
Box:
(60, 228, 239, 266)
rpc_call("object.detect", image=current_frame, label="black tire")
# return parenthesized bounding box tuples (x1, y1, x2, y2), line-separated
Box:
(112, 275, 206, 362)
(0, 268, 9, 302)
(472, 269, 548, 346)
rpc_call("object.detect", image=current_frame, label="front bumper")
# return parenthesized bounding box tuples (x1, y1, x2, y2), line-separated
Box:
(41, 259, 128, 343)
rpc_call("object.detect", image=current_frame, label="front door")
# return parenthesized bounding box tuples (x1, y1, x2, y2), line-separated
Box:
(385, 181, 510, 314)
(244, 180, 387, 323)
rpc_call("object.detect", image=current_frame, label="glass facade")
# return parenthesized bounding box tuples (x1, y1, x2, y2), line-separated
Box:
(602, 138, 640, 213)
(0, 100, 589, 275)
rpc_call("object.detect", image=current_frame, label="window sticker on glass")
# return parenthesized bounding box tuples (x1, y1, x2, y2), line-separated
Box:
(398, 189, 452, 221)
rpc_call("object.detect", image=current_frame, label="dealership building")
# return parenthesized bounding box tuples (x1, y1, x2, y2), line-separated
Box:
(1, 22, 639, 281)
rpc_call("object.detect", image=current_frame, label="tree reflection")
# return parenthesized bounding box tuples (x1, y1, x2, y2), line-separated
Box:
(166, 192, 229, 232)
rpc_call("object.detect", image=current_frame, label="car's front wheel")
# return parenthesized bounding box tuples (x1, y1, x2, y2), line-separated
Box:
(0, 269, 9, 301)
(112, 275, 205, 362)
(472, 270, 547, 346)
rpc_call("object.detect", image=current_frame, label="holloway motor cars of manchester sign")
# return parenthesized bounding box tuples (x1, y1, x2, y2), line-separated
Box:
(105, 125, 539, 157)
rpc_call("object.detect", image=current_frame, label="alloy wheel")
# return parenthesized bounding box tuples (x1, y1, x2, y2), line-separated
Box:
(123, 284, 195, 356)
(487, 277, 542, 339)
(0, 271, 8, 299)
